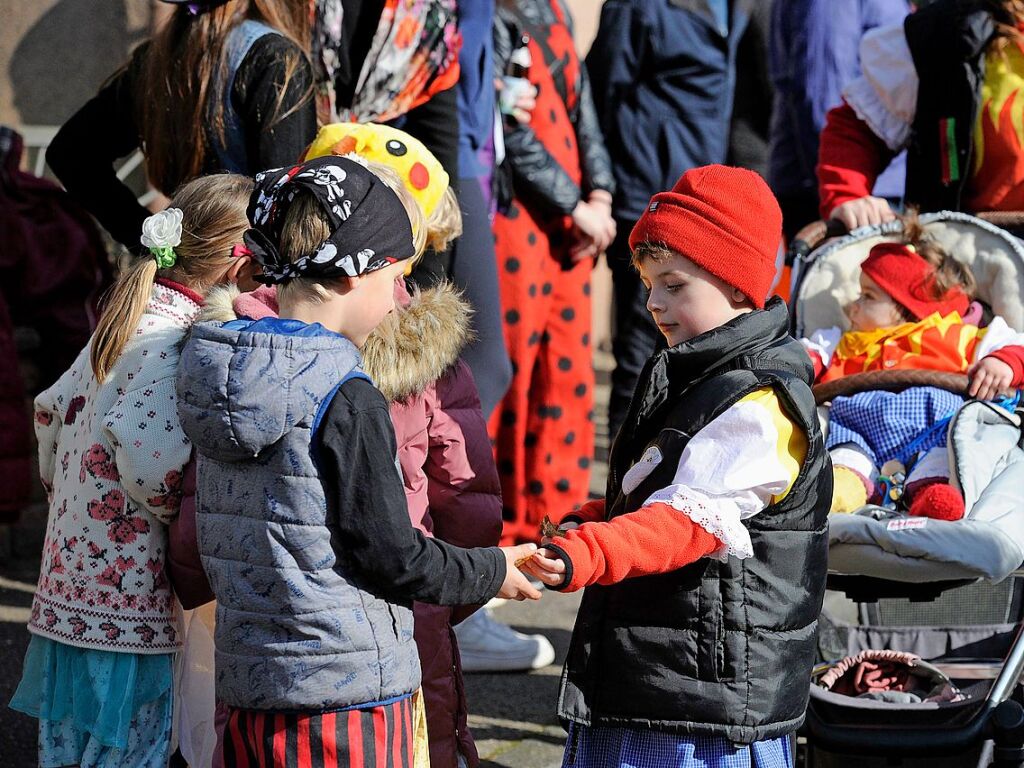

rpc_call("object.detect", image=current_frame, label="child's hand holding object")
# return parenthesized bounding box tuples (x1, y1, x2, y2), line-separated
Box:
(523, 549, 567, 588)
(514, 515, 574, 588)
(500, 544, 544, 600)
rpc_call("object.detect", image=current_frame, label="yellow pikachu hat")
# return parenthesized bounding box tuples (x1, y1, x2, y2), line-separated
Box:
(304, 122, 450, 217)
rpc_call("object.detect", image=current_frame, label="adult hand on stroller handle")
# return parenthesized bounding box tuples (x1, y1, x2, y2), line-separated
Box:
(828, 196, 897, 231)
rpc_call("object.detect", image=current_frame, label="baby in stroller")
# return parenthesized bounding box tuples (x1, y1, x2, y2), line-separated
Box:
(800, 214, 1024, 520)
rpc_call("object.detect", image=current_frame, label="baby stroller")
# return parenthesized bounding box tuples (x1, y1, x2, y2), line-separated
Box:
(787, 212, 1024, 767)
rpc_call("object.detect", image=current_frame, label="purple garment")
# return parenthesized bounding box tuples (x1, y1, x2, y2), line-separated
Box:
(457, 0, 496, 179)
(477, 135, 497, 217)
(165, 460, 214, 610)
(768, 0, 910, 199)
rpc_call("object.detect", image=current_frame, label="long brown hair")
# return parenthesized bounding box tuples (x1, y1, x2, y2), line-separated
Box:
(135, 0, 311, 194)
(90, 174, 253, 382)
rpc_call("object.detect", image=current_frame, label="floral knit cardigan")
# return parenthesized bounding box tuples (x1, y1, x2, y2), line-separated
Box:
(29, 282, 198, 653)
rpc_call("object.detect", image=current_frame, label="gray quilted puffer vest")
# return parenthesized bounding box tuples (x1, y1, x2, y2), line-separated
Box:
(176, 319, 420, 711)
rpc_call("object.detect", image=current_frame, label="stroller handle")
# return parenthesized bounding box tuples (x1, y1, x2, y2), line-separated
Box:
(977, 211, 1024, 230)
(804, 622, 1024, 760)
(786, 219, 849, 266)
(788, 211, 1024, 264)
(813, 370, 969, 405)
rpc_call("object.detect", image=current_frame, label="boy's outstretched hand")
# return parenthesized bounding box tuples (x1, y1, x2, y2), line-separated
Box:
(521, 548, 567, 589)
(499, 544, 544, 601)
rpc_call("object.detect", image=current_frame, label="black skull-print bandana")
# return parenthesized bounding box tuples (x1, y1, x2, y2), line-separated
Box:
(243, 156, 415, 285)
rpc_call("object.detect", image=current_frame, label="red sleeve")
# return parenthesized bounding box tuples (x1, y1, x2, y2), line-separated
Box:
(817, 101, 896, 219)
(987, 346, 1024, 387)
(560, 498, 606, 526)
(804, 348, 825, 381)
(544, 502, 722, 592)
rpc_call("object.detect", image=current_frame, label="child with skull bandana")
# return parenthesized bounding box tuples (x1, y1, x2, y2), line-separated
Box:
(200, 124, 510, 767)
(176, 156, 541, 767)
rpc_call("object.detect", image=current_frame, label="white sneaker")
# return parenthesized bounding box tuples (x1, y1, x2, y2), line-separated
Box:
(455, 609, 556, 672)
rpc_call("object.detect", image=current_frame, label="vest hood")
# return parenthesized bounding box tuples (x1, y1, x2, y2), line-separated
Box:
(176, 318, 361, 462)
(199, 281, 471, 402)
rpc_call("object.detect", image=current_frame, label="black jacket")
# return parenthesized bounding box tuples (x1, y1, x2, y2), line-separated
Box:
(904, 0, 995, 212)
(47, 36, 315, 253)
(556, 299, 831, 744)
(492, 0, 615, 217)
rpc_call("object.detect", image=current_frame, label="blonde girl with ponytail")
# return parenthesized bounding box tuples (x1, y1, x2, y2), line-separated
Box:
(10, 173, 253, 768)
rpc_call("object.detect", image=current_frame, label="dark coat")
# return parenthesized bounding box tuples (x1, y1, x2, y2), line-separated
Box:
(0, 128, 111, 522)
(904, 0, 995, 212)
(492, 0, 616, 217)
(586, 0, 765, 222)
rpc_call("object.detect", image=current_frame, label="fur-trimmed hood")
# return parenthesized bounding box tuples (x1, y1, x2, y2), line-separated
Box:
(199, 281, 473, 402)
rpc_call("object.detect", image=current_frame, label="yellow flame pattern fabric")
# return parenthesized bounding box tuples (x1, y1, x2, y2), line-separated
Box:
(967, 40, 1024, 211)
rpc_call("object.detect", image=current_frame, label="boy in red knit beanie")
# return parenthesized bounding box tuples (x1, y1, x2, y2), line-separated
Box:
(524, 165, 831, 768)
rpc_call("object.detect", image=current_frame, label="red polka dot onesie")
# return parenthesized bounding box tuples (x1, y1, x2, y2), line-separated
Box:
(490, 0, 613, 545)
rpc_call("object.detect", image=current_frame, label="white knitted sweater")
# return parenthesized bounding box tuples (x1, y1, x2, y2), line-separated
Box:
(29, 282, 200, 653)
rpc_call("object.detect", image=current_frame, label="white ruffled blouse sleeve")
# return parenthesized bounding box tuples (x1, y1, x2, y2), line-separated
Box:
(637, 391, 807, 563)
(974, 316, 1024, 362)
(842, 22, 919, 152)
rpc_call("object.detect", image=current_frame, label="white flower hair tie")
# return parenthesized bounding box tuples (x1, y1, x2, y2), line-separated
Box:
(140, 208, 184, 268)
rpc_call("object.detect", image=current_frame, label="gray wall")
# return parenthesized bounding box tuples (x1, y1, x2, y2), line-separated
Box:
(0, 1, 156, 128)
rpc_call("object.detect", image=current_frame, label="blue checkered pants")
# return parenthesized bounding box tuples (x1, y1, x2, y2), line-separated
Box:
(561, 723, 794, 768)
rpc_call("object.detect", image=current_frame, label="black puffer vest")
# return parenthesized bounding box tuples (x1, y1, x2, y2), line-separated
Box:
(557, 300, 831, 744)
(904, 0, 995, 212)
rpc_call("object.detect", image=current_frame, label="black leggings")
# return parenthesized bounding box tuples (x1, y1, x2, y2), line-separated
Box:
(448, 176, 512, 419)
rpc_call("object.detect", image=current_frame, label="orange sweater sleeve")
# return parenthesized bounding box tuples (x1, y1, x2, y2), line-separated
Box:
(544, 502, 722, 593)
(560, 498, 606, 526)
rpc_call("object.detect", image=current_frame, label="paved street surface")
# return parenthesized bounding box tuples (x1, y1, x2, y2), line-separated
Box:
(0, 502, 46, 768)
(0, 352, 614, 767)
(464, 592, 582, 768)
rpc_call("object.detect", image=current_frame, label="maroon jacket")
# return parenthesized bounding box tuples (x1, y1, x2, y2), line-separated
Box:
(191, 280, 502, 768)
(166, 460, 215, 609)
(0, 128, 111, 522)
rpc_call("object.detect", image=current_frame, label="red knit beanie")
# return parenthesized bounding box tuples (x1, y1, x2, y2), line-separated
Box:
(860, 243, 970, 320)
(628, 165, 783, 308)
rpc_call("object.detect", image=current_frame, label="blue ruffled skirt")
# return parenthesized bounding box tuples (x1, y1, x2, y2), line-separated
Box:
(9, 635, 174, 768)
